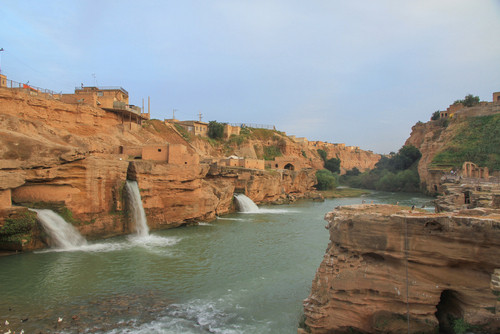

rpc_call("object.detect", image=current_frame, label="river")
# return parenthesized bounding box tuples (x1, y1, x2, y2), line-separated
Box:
(0, 191, 434, 334)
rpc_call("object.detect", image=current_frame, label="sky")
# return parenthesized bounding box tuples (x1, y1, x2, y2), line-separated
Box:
(1, 1, 499, 154)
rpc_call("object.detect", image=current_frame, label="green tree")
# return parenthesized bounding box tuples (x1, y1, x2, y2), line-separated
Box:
(345, 167, 361, 176)
(462, 94, 480, 107)
(315, 169, 338, 190)
(431, 111, 440, 121)
(208, 121, 226, 140)
(454, 94, 480, 107)
(317, 149, 327, 162)
(324, 157, 341, 174)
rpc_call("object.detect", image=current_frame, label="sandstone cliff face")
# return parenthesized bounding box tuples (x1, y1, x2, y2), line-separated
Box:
(0, 88, 320, 251)
(302, 205, 500, 334)
(405, 121, 451, 194)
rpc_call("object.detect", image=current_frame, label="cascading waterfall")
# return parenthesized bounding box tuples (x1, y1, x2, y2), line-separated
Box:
(125, 180, 150, 237)
(32, 209, 88, 249)
(234, 194, 260, 213)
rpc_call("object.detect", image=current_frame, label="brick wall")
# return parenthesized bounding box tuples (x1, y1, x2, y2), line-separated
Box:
(142, 145, 169, 161)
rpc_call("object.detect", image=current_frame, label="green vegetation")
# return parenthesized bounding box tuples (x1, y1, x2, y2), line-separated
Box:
(431, 110, 440, 121)
(325, 157, 341, 174)
(302, 150, 307, 158)
(315, 169, 339, 190)
(317, 149, 327, 162)
(263, 145, 283, 160)
(452, 318, 476, 334)
(0, 211, 37, 244)
(431, 114, 500, 170)
(454, 94, 480, 107)
(341, 145, 421, 192)
(208, 120, 226, 140)
(174, 124, 192, 141)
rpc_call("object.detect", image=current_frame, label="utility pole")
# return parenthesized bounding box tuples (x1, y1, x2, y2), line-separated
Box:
(198, 110, 202, 122)
(0, 48, 4, 74)
(173, 109, 178, 120)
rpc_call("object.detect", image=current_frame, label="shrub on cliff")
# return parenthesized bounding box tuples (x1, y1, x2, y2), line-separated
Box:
(431, 111, 440, 121)
(315, 169, 339, 190)
(317, 149, 327, 162)
(325, 157, 341, 174)
(454, 94, 480, 107)
(208, 121, 226, 140)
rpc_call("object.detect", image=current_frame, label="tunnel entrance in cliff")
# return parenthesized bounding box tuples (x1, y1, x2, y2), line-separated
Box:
(284, 163, 295, 170)
(435, 289, 463, 334)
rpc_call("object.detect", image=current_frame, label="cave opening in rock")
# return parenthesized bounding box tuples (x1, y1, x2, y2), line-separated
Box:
(435, 289, 463, 334)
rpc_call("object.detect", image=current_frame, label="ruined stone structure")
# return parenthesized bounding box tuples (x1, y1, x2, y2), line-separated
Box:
(265, 156, 301, 171)
(224, 124, 241, 139)
(462, 161, 489, 178)
(301, 204, 500, 334)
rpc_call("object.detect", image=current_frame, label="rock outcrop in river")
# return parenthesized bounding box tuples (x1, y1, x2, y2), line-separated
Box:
(301, 204, 500, 334)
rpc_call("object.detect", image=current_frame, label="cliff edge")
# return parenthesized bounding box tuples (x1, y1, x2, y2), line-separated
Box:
(301, 204, 500, 334)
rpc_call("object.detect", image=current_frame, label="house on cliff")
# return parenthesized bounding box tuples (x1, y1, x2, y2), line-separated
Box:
(62, 86, 150, 127)
(121, 144, 199, 165)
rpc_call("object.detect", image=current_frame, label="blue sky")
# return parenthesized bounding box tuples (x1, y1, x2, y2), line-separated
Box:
(1, 1, 499, 153)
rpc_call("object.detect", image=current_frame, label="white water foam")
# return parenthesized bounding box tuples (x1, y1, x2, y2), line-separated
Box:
(32, 209, 88, 249)
(197, 222, 212, 226)
(234, 194, 260, 213)
(233, 194, 297, 214)
(126, 180, 150, 237)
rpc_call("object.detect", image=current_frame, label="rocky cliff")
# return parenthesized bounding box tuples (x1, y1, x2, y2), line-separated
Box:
(301, 204, 500, 334)
(0, 88, 319, 251)
(405, 104, 500, 195)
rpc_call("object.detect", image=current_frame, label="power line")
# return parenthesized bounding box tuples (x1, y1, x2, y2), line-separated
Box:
(2, 49, 74, 89)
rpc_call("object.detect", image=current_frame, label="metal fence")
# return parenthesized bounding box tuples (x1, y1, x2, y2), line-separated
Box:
(3, 79, 61, 100)
(75, 86, 129, 96)
(228, 123, 275, 130)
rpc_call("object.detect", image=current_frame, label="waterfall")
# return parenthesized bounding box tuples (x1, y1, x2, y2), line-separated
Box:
(32, 209, 88, 249)
(234, 194, 260, 213)
(125, 180, 150, 237)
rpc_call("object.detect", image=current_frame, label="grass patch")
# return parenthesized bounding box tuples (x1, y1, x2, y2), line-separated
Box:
(319, 188, 371, 198)
(263, 145, 283, 160)
(431, 114, 500, 170)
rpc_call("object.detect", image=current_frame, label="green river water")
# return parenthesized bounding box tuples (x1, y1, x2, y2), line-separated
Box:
(0, 191, 434, 334)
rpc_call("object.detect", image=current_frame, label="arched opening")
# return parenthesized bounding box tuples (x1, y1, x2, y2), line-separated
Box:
(434, 185, 438, 191)
(284, 163, 295, 170)
(435, 290, 463, 334)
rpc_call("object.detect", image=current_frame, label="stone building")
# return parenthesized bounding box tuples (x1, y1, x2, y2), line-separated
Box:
(265, 157, 301, 171)
(62, 86, 130, 109)
(121, 144, 199, 165)
(166, 119, 209, 137)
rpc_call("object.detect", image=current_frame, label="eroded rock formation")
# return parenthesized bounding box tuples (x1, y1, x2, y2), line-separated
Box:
(0, 88, 319, 251)
(301, 205, 500, 334)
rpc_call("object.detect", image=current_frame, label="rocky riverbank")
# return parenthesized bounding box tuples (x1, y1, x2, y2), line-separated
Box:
(300, 204, 500, 334)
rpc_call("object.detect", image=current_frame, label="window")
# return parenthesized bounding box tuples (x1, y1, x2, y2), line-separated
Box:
(158, 149, 162, 152)
(97, 91, 103, 96)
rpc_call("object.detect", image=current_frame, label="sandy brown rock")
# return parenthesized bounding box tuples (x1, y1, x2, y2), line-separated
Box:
(303, 204, 500, 334)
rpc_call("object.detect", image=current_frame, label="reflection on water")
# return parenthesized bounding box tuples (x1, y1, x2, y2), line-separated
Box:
(0, 191, 434, 333)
